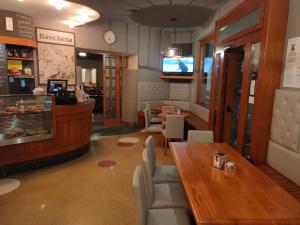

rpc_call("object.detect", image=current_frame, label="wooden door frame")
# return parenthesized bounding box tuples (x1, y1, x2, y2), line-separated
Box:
(210, 31, 261, 149)
(103, 55, 121, 125)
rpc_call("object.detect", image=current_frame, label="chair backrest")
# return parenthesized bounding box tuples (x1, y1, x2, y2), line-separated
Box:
(132, 166, 147, 225)
(162, 105, 177, 113)
(165, 115, 184, 139)
(145, 102, 152, 118)
(187, 130, 214, 143)
(143, 109, 150, 129)
(142, 148, 154, 206)
(145, 136, 156, 176)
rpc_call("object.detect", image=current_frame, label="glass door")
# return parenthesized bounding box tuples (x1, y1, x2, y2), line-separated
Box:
(222, 47, 245, 148)
(103, 56, 121, 125)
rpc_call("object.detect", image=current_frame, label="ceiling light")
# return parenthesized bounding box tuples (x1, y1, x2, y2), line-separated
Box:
(65, 20, 78, 28)
(17, 0, 24, 2)
(49, 0, 69, 10)
(78, 52, 87, 57)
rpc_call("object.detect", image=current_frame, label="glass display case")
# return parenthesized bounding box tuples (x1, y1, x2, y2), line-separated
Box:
(0, 94, 53, 146)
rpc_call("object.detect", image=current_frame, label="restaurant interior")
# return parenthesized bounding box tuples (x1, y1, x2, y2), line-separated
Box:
(0, 0, 300, 224)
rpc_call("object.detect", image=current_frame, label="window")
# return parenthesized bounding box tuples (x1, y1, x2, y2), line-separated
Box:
(197, 37, 214, 108)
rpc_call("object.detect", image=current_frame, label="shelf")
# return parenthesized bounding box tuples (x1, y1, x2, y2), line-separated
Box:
(0, 111, 48, 117)
(160, 75, 193, 80)
(7, 57, 34, 61)
(8, 74, 35, 78)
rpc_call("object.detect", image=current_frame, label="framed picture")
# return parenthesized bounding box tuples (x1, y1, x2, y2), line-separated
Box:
(36, 28, 76, 85)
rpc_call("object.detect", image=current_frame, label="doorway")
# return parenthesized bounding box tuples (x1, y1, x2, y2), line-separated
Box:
(222, 47, 245, 149)
(77, 52, 104, 128)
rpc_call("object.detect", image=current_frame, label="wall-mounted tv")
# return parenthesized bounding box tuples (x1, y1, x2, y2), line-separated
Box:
(162, 57, 194, 75)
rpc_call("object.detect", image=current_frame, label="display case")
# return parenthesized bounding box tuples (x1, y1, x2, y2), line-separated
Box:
(0, 94, 53, 146)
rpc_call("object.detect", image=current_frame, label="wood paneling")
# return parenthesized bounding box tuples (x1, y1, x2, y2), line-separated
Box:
(170, 142, 300, 225)
(0, 102, 94, 166)
(208, 0, 289, 164)
(259, 164, 300, 202)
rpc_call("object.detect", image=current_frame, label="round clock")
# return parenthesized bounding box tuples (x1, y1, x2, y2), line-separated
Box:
(104, 30, 116, 44)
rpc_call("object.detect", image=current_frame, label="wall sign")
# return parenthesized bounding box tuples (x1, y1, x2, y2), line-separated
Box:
(37, 28, 76, 85)
(283, 37, 300, 88)
(0, 10, 35, 40)
(36, 28, 75, 46)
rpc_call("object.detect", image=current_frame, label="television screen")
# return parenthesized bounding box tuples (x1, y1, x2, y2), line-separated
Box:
(203, 57, 213, 73)
(162, 57, 194, 75)
(47, 79, 68, 93)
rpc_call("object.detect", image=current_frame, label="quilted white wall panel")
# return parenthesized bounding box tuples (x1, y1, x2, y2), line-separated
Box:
(138, 82, 169, 101)
(169, 83, 191, 101)
(270, 90, 300, 153)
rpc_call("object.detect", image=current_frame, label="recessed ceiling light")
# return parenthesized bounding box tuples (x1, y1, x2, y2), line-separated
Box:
(49, 0, 69, 10)
(78, 52, 87, 57)
(17, 0, 24, 2)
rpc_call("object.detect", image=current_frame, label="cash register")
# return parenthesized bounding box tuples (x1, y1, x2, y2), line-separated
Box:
(47, 79, 77, 105)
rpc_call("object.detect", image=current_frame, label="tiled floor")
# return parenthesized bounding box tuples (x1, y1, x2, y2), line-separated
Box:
(0, 132, 174, 225)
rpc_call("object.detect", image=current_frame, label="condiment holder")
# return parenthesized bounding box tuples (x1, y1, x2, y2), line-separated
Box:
(213, 152, 236, 171)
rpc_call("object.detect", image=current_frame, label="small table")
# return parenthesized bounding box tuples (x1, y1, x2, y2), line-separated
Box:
(169, 142, 300, 225)
(158, 112, 189, 120)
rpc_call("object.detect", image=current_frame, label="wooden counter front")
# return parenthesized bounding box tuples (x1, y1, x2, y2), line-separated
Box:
(0, 102, 94, 166)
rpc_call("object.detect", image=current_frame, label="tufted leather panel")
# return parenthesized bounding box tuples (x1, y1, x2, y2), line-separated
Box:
(270, 90, 300, 153)
(169, 83, 191, 101)
(163, 100, 191, 111)
(267, 140, 300, 186)
(190, 103, 209, 122)
(138, 82, 169, 101)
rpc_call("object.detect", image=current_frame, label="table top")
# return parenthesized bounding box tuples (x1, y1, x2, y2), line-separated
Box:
(158, 111, 189, 119)
(169, 142, 300, 225)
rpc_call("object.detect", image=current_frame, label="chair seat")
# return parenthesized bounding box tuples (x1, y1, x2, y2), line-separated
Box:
(153, 165, 180, 184)
(152, 183, 189, 209)
(150, 117, 163, 123)
(147, 124, 163, 132)
(147, 208, 190, 225)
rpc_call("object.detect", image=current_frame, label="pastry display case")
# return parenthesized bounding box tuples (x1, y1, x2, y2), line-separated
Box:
(0, 94, 54, 146)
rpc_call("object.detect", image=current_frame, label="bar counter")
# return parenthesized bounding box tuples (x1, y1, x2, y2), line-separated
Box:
(0, 101, 94, 174)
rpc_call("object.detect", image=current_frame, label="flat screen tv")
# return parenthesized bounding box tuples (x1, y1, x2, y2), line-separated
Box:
(162, 56, 194, 75)
(47, 79, 68, 93)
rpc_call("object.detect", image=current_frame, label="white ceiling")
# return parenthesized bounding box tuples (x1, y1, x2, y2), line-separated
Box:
(76, 0, 228, 28)
(0, 0, 100, 27)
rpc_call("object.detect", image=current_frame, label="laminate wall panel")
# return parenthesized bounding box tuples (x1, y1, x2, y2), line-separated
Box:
(127, 23, 139, 54)
(148, 28, 161, 69)
(138, 25, 150, 67)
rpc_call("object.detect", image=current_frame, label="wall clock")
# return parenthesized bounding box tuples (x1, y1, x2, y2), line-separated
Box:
(104, 30, 116, 44)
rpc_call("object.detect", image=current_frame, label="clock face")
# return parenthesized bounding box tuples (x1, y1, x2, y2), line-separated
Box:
(104, 30, 116, 44)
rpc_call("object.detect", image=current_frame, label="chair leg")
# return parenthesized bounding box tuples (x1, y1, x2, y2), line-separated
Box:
(144, 132, 148, 147)
(164, 138, 167, 156)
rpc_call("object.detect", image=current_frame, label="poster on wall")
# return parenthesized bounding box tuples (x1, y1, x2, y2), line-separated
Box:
(36, 28, 75, 85)
(283, 37, 300, 88)
(37, 42, 75, 85)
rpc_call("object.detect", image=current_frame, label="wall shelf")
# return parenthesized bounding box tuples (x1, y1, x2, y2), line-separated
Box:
(160, 75, 193, 80)
(7, 57, 34, 61)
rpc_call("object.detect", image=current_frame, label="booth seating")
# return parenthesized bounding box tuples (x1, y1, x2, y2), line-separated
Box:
(138, 100, 209, 131)
(267, 90, 300, 186)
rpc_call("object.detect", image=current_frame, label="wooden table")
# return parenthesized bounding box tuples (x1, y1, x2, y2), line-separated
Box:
(169, 142, 300, 225)
(158, 112, 189, 119)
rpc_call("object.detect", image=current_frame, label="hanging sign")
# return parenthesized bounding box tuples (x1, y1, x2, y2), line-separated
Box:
(283, 37, 300, 88)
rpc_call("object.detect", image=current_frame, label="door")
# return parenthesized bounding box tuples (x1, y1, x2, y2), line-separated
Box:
(222, 47, 245, 148)
(103, 56, 121, 125)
